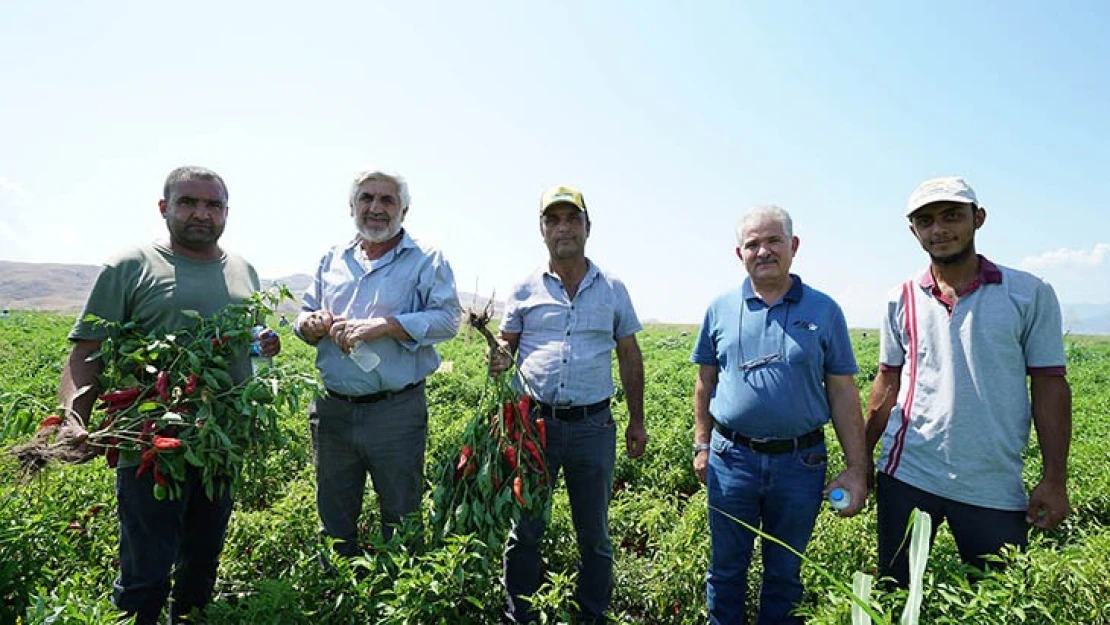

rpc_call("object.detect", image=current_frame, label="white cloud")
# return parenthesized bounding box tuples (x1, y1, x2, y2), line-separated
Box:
(1020, 243, 1109, 271)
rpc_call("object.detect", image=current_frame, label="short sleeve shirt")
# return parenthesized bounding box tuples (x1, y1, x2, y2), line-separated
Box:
(70, 243, 261, 383)
(690, 275, 857, 438)
(501, 260, 641, 405)
(876, 257, 1067, 510)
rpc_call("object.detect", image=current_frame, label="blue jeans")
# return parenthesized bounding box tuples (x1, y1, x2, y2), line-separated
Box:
(503, 405, 616, 623)
(113, 465, 233, 625)
(706, 429, 827, 625)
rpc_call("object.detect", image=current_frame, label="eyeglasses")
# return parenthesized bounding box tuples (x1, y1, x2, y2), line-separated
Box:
(740, 351, 783, 371)
(738, 301, 789, 372)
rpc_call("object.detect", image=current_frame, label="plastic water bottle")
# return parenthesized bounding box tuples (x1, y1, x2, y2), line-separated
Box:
(828, 488, 851, 511)
(250, 325, 273, 374)
(349, 340, 381, 373)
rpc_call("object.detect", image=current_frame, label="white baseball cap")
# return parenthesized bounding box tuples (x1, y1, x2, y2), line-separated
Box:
(906, 177, 979, 217)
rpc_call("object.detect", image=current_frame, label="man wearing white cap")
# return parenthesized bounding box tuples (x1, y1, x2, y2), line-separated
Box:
(865, 176, 1072, 587)
(489, 185, 647, 624)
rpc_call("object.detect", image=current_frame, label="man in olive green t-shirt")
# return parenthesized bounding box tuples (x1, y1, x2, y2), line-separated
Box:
(55, 166, 281, 625)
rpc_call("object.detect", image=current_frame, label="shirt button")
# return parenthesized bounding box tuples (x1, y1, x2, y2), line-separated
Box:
(565, 330, 570, 335)
(562, 359, 567, 363)
(559, 383, 564, 387)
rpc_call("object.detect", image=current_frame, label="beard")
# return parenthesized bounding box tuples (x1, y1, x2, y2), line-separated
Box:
(355, 213, 402, 244)
(928, 239, 975, 265)
(172, 220, 224, 250)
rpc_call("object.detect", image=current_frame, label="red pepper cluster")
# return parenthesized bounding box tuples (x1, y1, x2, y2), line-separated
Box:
(432, 376, 552, 550)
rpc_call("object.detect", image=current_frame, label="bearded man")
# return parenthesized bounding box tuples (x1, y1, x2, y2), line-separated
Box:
(295, 169, 460, 553)
(865, 176, 1072, 587)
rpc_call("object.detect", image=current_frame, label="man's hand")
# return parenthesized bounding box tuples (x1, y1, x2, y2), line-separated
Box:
(329, 318, 389, 353)
(55, 417, 97, 463)
(488, 338, 513, 377)
(257, 327, 282, 357)
(301, 310, 337, 343)
(625, 421, 648, 458)
(1027, 479, 1070, 529)
(693, 449, 709, 485)
(825, 465, 869, 517)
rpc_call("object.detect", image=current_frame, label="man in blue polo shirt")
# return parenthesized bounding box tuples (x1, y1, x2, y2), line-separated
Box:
(295, 168, 461, 555)
(489, 184, 647, 624)
(865, 177, 1071, 587)
(691, 205, 868, 625)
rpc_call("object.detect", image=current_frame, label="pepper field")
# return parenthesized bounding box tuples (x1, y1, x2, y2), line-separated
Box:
(2, 312, 1109, 624)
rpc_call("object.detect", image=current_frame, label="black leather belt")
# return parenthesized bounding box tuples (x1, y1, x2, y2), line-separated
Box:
(326, 380, 423, 404)
(537, 398, 611, 422)
(713, 422, 824, 454)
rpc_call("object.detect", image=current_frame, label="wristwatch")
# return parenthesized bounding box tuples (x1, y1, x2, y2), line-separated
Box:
(692, 443, 710, 456)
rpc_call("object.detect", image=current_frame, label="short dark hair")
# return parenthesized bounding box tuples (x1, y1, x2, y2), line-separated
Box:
(163, 166, 228, 202)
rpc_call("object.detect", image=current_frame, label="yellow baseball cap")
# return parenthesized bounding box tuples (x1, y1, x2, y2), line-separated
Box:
(540, 185, 587, 214)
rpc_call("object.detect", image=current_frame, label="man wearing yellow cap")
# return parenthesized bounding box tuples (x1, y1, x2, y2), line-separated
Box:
(489, 185, 648, 624)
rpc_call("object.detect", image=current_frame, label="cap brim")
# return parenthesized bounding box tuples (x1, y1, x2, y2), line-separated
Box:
(906, 194, 976, 217)
(540, 199, 586, 214)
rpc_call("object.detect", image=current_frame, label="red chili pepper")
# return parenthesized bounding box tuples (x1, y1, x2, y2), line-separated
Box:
(503, 402, 515, 440)
(140, 419, 156, 442)
(211, 337, 222, 348)
(535, 418, 546, 449)
(184, 374, 198, 395)
(135, 448, 157, 477)
(518, 396, 534, 436)
(523, 440, 545, 473)
(155, 371, 170, 402)
(98, 388, 141, 405)
(38, 416, 63, 429)
(98, 387, 143, 413)
(492, 473, 501, 491)
(105, 448, 120, 468)
(152, 435, 182, 450)
(153, 465, 168, 488)
(512, 476, 525, 506)
(454, 444, 472, 482)
(504, 446, 518, 470)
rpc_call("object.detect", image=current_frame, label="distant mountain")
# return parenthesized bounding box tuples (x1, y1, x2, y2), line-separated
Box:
(1062, 303, 1110, 337)
(0, 261, 503, 319)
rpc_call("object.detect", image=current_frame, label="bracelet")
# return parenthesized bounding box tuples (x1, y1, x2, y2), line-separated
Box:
(692, 443, 710, 455)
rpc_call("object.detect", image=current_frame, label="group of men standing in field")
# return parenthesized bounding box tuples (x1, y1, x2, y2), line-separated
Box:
(54, 166, 1071, 624)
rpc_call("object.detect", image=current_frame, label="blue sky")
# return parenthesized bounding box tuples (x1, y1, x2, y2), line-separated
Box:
(2, 1, 1107, 326)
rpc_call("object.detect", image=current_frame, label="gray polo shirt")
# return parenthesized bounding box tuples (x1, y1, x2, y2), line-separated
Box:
(501, 260, 641, 406)
(876, 257, 1066, 510)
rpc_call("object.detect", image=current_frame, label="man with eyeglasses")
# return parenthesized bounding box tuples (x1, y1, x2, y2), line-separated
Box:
(691, 205, 868, 624)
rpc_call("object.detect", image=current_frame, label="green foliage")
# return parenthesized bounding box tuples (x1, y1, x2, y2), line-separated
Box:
(2, 314, 1110, 623)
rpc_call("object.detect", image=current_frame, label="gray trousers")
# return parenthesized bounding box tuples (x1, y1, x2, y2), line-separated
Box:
(309, 385, 428, 556)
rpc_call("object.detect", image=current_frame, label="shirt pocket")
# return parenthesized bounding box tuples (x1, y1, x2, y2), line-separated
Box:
(784, 323, 821, 364)
(577, 302, 615, 335)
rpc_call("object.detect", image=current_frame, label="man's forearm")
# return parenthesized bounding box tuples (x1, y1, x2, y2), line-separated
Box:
(827, 376, 868, 468)
(865, 370, 900, 454)
(617, 351, 645, 423)
(59, 341, 103, 425)
(693, 367, 716, 445)
(1032, 376, 1072, 484)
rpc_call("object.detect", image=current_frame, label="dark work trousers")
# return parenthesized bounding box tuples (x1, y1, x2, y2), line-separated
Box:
(113, 465, 233, 625)
(503, 405, 617, 624)
(309, 385, 428, 556)
(876, 471, 1028, 588)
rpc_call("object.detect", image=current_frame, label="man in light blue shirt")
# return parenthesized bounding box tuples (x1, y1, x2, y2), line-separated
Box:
(489, 185, 647, 624)
(295, 169, 460, 554)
